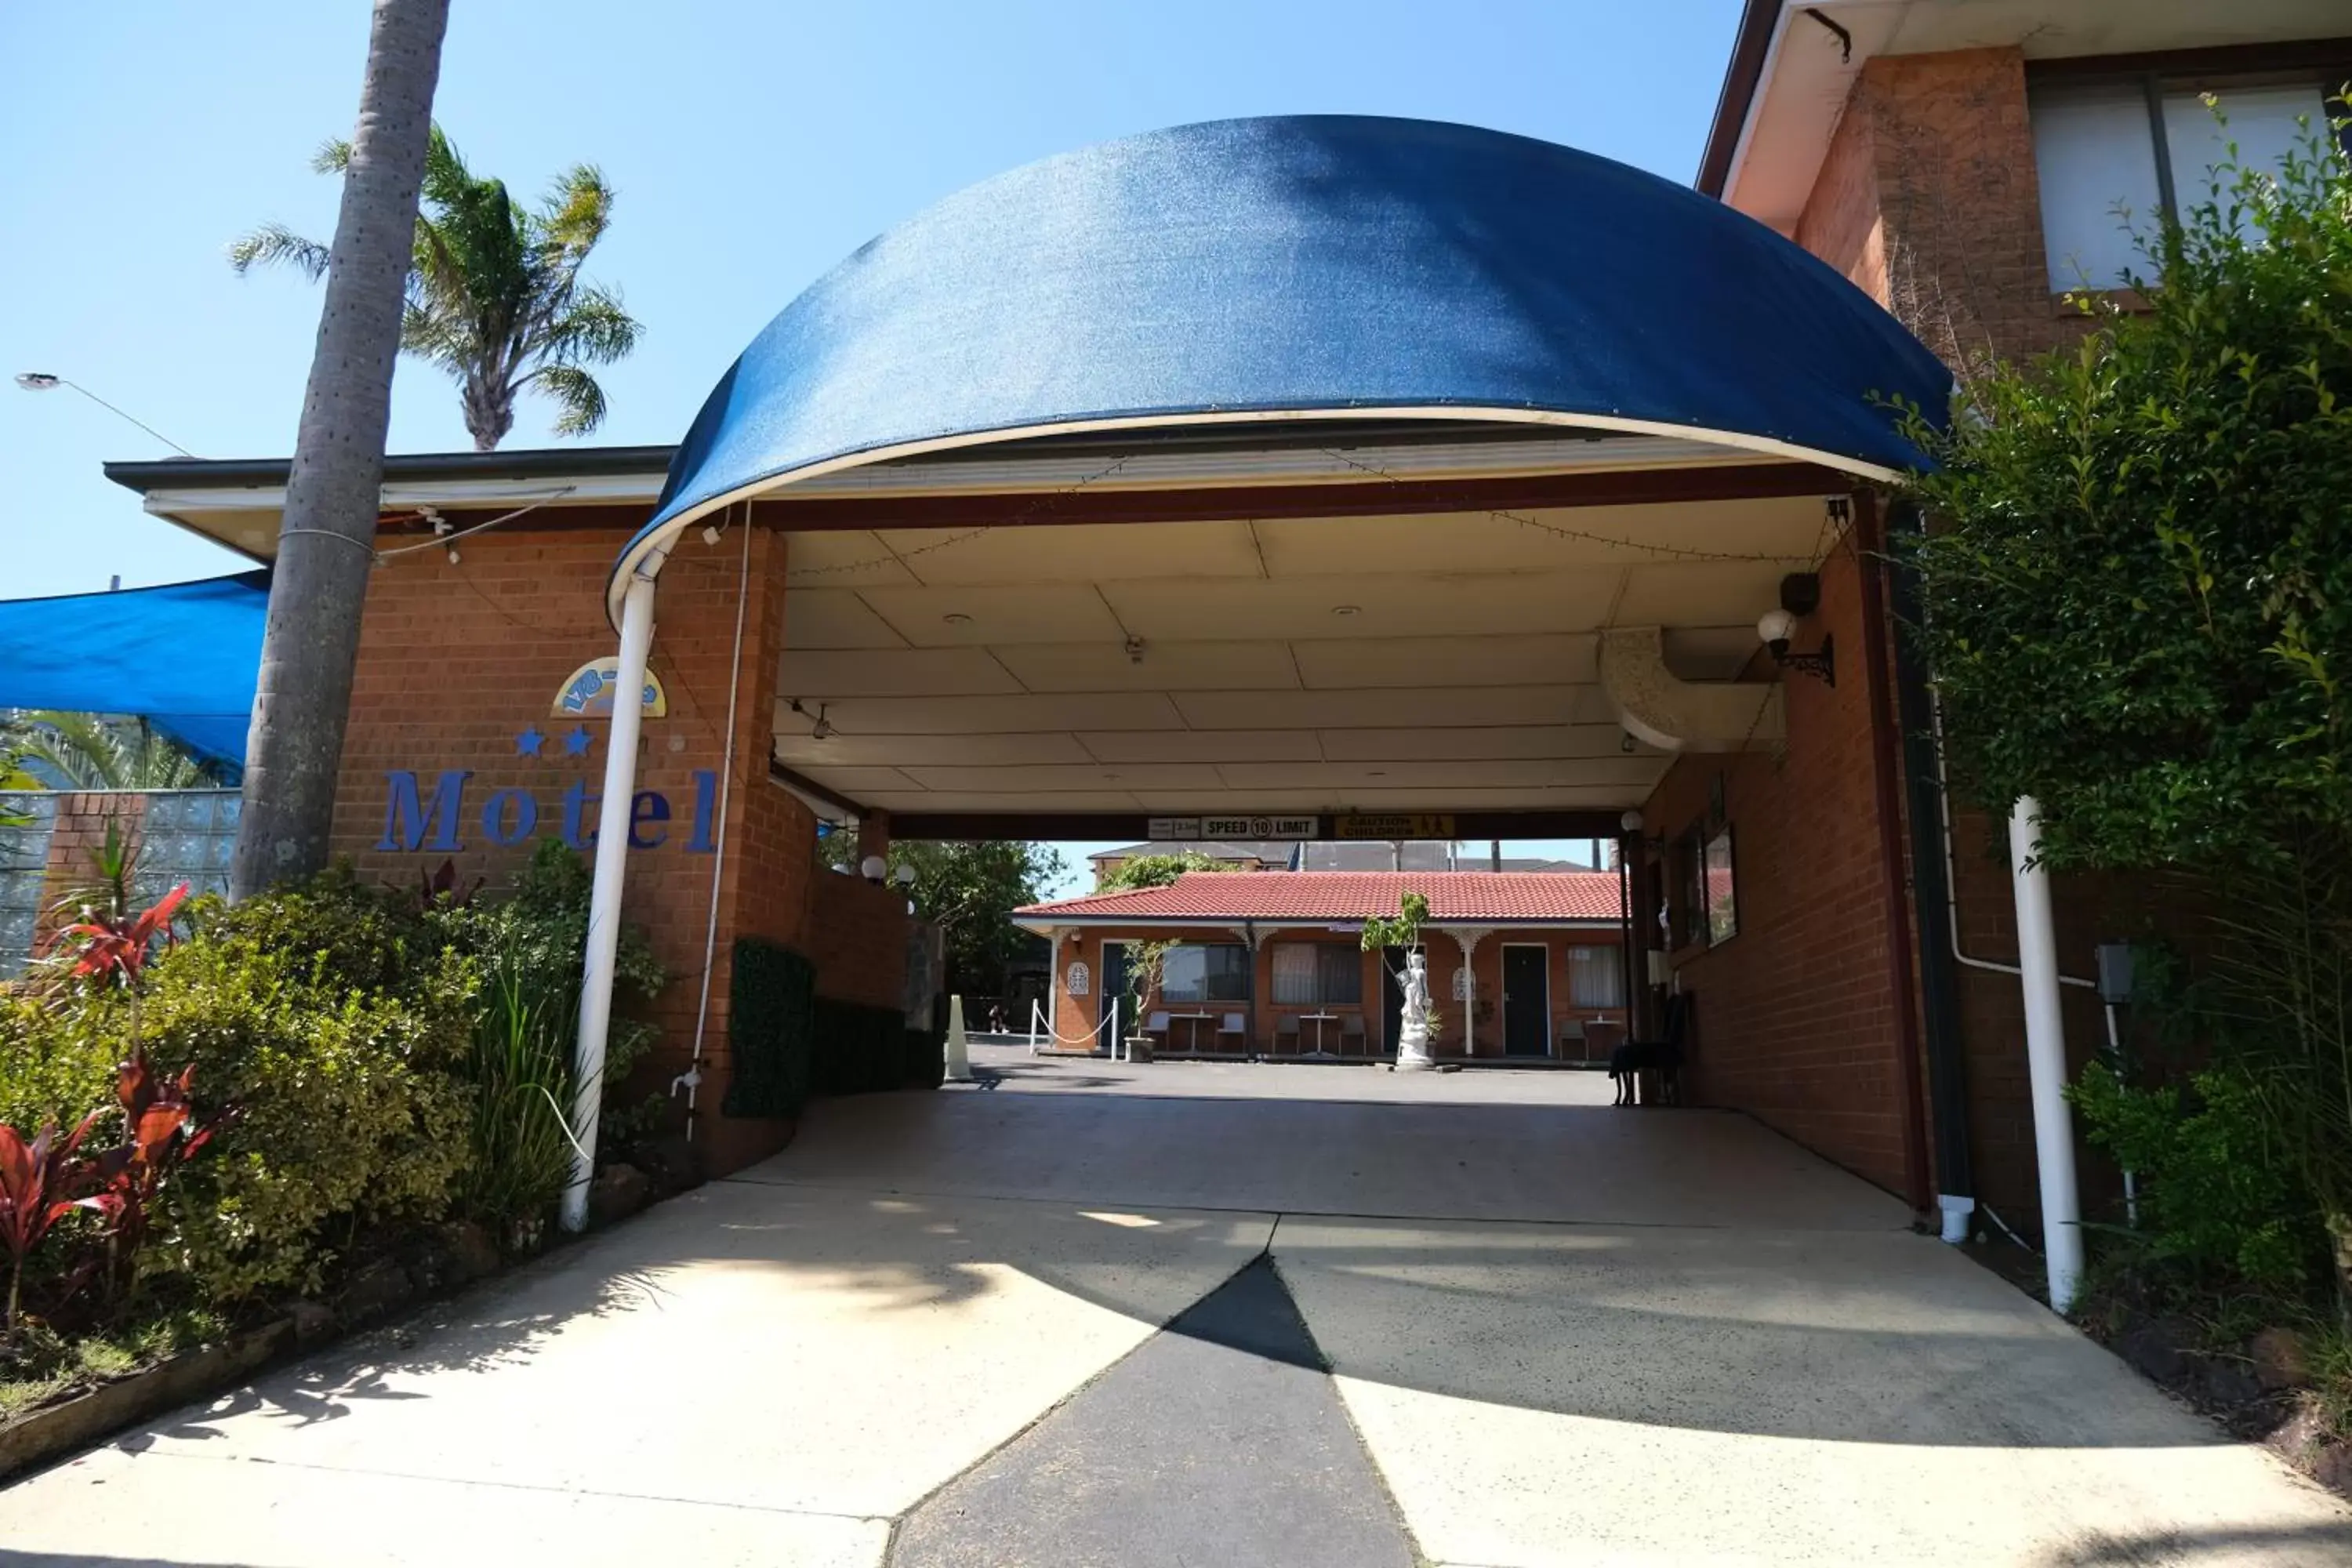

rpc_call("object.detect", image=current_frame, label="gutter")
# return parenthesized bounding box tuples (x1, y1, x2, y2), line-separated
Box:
(1696, 0, 1787, 195)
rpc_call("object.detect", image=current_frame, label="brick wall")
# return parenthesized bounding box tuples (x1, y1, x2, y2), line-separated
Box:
(1636, 541, 1916, 1195)
(30, 793, 150, 953)
(331, 521, 884, 1175)
(804, 869, 912, 1011)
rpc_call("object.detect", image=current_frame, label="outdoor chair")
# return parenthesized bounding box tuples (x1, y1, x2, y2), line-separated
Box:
(1338, 1013, 1367, 1055)
(1274, 1015, 1300, 1054)
(1216, 1011, 1247, 1051)
(1144, 1010, 1171, 1045)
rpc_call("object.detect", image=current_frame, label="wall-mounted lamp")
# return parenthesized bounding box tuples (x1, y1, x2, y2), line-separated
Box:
(860, 855, 887, 883)
(893, 863, 916, 887)
(1758, 572, 1834, 686)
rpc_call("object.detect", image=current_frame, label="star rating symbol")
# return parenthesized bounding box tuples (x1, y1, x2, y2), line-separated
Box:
(563, 725, 595, 757)
(515, 726, 546, 757)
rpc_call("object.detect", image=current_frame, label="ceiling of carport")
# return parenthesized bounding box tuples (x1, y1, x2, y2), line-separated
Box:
(772, 490, 1834, 816)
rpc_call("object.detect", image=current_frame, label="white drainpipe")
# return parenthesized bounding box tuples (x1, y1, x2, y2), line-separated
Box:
(562, 569, 659, 1232)
(2008, 797, 2083, 1312)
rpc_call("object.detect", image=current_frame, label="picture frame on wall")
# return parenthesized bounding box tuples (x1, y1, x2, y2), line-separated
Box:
(1704, 826, 1738, 946)
(1675, 824, 1706, 949)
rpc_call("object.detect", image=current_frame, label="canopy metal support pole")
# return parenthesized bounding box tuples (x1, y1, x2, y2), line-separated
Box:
(562, 570, 657, 1233)
(2009, 796, 2082, 1312)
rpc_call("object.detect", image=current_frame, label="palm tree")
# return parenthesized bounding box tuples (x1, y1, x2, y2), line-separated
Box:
(230, 0, 448, 898)
(2, 713, 214, 790)
(231, 125, 641, 450)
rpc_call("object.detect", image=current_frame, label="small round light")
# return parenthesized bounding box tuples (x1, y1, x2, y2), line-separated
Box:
(1331, 604, 1362, 617)
(1619, 809, 1643, 833)
(1756, 608, 1796, 645)
(942, 612, 973, 625)
(860, 855, 887, 881)
(894, 863, 916, 886)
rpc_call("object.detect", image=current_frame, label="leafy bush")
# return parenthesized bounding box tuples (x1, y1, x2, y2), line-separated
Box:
(813, 998, 920, 1097)
(2070, 1062, 2319, 1293)
(125, 890, 475, 1301)
(724, 938, 815, 1119)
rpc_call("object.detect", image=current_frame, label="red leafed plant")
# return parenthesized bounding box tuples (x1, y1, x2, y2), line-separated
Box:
(50, 882, 191, 990)
(0, 1114, 110, 1329)
(87, 1052, 223, 1296)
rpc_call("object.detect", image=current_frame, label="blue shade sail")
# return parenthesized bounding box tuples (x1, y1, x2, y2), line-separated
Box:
(0, 571, 267, 767)
(619, 114, 1950, 618)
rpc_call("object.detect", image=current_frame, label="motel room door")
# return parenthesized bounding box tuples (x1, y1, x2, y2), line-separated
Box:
(1502, 943, 1550, 1057)
(1098, 942, 1128, 1044)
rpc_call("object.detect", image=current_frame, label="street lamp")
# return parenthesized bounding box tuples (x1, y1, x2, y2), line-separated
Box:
(13, 372, 195, 456)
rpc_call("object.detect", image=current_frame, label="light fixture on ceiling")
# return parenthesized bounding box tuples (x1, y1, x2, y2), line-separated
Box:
(789, 697, 837, 740)
(1331, 604, 1362, 617)
(1758, 572, 1835, 686)
(942, 612, 972, 625)
(1620, 731, 1637, 753)
(1124, 635, 1145, 665)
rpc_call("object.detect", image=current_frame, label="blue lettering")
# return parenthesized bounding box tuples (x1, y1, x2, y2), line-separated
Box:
(629, 789, 671, 848)
(688, 769, 718, 852)
(481, 787, 539, 847)
(378, 770, 470, 852)
(562, 779, 597, 850)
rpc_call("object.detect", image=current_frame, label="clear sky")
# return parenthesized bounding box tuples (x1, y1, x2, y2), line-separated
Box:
(2, 0, 1736, 884)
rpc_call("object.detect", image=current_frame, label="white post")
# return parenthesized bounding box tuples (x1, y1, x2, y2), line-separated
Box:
(2009, 796, 2083, 1312)
(561, 572, 657, 1232)
(946, 994, 975, 1081)
(1029, 996, 1044, 1054)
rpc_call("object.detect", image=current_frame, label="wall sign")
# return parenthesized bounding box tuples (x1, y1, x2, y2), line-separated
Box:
(1337, 813, 1454, 840)
(378, 768, 718, 855)
(1065, 960, 1091, 997)
(1147, 815, 1316, 840)
(554, 659, 667, 719)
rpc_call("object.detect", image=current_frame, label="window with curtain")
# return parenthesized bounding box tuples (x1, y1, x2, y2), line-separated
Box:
(1160, 943, 1250, 1004)
(1568, 946, 1624, 1009)
(2029, 74, 2339, 290)
(1271, 943, 1362, 1005)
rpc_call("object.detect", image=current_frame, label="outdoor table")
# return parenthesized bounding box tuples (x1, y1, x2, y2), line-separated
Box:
(1170, 1011, 1215, 1051)
(1301, 1012, 1338, 1053)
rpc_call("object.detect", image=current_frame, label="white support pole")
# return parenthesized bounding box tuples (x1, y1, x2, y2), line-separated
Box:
(561, 572, 657, 1233)
(2009, 797, 2083, 1312)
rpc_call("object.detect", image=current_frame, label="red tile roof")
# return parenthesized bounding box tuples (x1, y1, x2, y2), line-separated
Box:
(1017, 869, 1624, 924)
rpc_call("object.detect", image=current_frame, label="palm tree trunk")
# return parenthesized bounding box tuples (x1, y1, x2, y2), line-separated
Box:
(230, 0, 450, 898)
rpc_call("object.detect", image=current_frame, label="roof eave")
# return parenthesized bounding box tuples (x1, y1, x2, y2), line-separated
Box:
(1697, 0, 1787, 196)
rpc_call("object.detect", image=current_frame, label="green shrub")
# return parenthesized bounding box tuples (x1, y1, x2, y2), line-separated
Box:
(2070, 1061, 2320, 1293)
(724, 939, 815, 1118)
(456, 971, 579, 1232)
(813, 997, 920, 1097)
(122, 879, 476, 1301)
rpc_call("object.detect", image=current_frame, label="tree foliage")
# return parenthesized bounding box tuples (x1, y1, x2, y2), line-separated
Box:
(2, 713, 215, 791)
(1098, 851, 1242, 892)
(232, 125, 641, 450)
(874, 840, 1064, 992)
(1904, 111, 2351, 873)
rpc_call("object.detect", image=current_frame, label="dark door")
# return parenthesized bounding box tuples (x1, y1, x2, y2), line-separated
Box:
(1381, 947, 1408, 1054)
(1502, 944, 1549, 1057)
(1098, 942, 1128, 1044)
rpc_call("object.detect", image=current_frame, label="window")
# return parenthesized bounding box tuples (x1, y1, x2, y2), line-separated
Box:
(2030, 75, 2336, 290)
(1704, 826, 1738, 947)
(1568, 946, 1624, 1009)
(1271, 942, 1362, 1006)
(1160, 942, 1250, 1004)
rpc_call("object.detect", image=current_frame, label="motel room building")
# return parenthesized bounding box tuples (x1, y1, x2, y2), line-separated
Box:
(1015, 870, 1630, 1061)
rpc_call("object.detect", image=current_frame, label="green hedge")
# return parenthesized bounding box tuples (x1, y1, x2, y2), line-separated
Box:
(724, 938, 815, 1118)
(725, 939, 943, 1116)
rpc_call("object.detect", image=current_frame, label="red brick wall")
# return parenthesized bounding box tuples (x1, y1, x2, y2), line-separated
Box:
(1636, 542, 1916, 1195)
(330, 521, 881, 1174)
(30, 793, 151, 953)
(805, 869, 911, 1011)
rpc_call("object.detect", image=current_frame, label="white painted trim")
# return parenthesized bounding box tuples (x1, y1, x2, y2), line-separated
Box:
(609, 404, 1897, 624)
(1500, 939, 1554, 1059)
(1719, 2, 1798, 219)
(1012, 914, 1619, 935)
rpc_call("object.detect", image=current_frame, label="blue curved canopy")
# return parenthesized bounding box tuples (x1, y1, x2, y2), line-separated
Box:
(0, 572, 266, 768)
(620, 114, 1950, 615)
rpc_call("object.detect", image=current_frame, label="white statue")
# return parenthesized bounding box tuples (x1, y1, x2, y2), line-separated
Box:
(1396, 948, 1434, 1072)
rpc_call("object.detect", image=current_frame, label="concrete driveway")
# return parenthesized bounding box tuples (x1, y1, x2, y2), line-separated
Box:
(5, 1046, 2348, 1566)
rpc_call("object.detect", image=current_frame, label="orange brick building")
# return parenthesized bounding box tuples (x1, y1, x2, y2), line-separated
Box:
(1016, 871, 1629, 1061)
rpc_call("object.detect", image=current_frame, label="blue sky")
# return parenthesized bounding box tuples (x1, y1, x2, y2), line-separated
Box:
(1, 0, 1737, 887)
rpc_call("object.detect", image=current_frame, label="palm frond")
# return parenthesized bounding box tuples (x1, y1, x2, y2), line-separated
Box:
(537, 165, 615, 258)
(533, 365, 608, 437)
(310, 136, 353, 175)
(542, 286, 641, 366)
(227, 223, 330, 281)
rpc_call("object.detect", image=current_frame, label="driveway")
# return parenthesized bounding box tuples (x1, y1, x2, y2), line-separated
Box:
(5, 1046, 2348, 1566)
